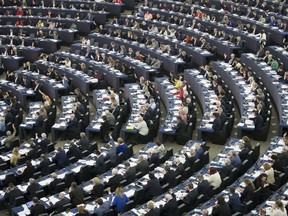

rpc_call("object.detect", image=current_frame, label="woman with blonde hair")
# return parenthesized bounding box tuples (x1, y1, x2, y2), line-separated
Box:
(10, 147, 20, 167)
(270, 200, 287, 216)
(112, 187, 129, 214)
(263, 163, 275, 184)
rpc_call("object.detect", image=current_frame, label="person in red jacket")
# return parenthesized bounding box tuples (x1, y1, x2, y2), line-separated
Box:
(113, 0, 122, 3)
(16, 7, 24, 16)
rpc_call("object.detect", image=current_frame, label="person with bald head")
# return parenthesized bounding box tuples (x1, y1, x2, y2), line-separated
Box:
(160, 193, 179, 216)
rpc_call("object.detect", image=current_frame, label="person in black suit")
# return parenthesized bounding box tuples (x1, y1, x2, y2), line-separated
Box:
(26, 178, 41, 200)
(67, 142, 82, 161)
(174, 116, 188, 145)
(91, 177, 104, 198)
(65, 114, 78, 140)
(33, 80, 43, 101)
(160, 193, 179, 216)
(4, 183, 22, 206)
(33, 112, 43, 136)
(219, 108, 227, 127)
(69, 182, 85, 207)
(78, 132, 89, 151)
(104, 137, 117, 165)
(37, 154, 51, 176)
(174, 158, 185, 176)
(49, 172, 62, 195)
(143, 173, 163, 201)
(197, 175, 211, 198)
(30, 197, 47, 216)
(105, 168, 124, 192)
(124, 162, 136, 184)
(19, 160, 35, 182)
(37, 133, 51, 153)
(240, 178, 255, 203)
(253, 110, 264, 131)
(26, 143, 39, 160)
(93, 150, 106, 175)
(145, 201, 160, 216)
(228, 187, 242, 214)
(182, 183, 198, 206)
(219, 158, 233, 179)
(211, 112, 222, 133)
(50, 192, 71, 214)
(135, 155, 149, 174)
(53, 147, 68, 169)
(211, 195, 232, 216)
(21, 76, 31, 88)
(100, 115, 111, 142)
(159, 164, 176, 186)
(184, 149, 197, 168)
(238, 143, 249, 162)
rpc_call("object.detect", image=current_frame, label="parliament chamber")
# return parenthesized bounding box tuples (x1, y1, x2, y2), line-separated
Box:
(0, 0, 287, 215)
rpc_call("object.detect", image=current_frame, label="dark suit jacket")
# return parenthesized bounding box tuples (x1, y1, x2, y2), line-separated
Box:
(26, 182, 41, 199)
(100, 120, 111, 134)
(143, 178, 163, 199)
(145, 208, 160, 216)
(106, 174, 124, 192)
(240, 185, 254, 203)
(220, 165, 233, 179)
(254, 114, 264, 131)
(21, 166, 35, 182)
(175, 163, 185, 176)
(67, 145, 82, 160)
(184, 154, 197, 167)
(34, 115, 43, 128)
(212, 117, 222, 132)
(49, 178, 62, 195)
(95, 155, 105, 173)
(197, 180, 210, 197)
(79, 136, 89, 150)
(175, 120, 187, 135)
(160, 197, 179, 216)
(53, 150, 68, 169)
(30, 203, 47, 216)
(124, 166, 136, 184)
(39, 138, 51, 153)
(239, 148, 249, 162)
(228, 193, 242, 213)
(211, 203, 231, 216)
(183, 188, 198, 206)
(69, 186, 85, 206)
(51, 197, 70, 213)
(4, 188, 22, 205)
(67, 117, 78, 128)
(38, 158, 51, 176)
(92, 183, 105, 198)
(160, 170, 176, 186)
(136, 160, 149, 174)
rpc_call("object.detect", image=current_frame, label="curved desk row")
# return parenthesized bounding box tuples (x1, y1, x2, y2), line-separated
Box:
(241, 53, 288, 135)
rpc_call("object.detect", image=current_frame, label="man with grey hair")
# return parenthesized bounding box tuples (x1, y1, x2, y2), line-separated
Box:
(160, 193, 178, 215)
(220, 158, 233, 179)
(105, 168, 123, 192)
(26, 178, 41, 200)
(49, 172, 62, 195)
(78, 132, 89, 150)
(38, 133, 51, 153)
(50, 192, 70, 213)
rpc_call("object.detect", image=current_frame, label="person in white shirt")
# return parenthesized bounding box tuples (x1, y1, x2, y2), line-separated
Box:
(270, 200, 287, 216)
(263, 163, 275, 184)
(135, 116, 149, 143)
(206, 167, 222, 188)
